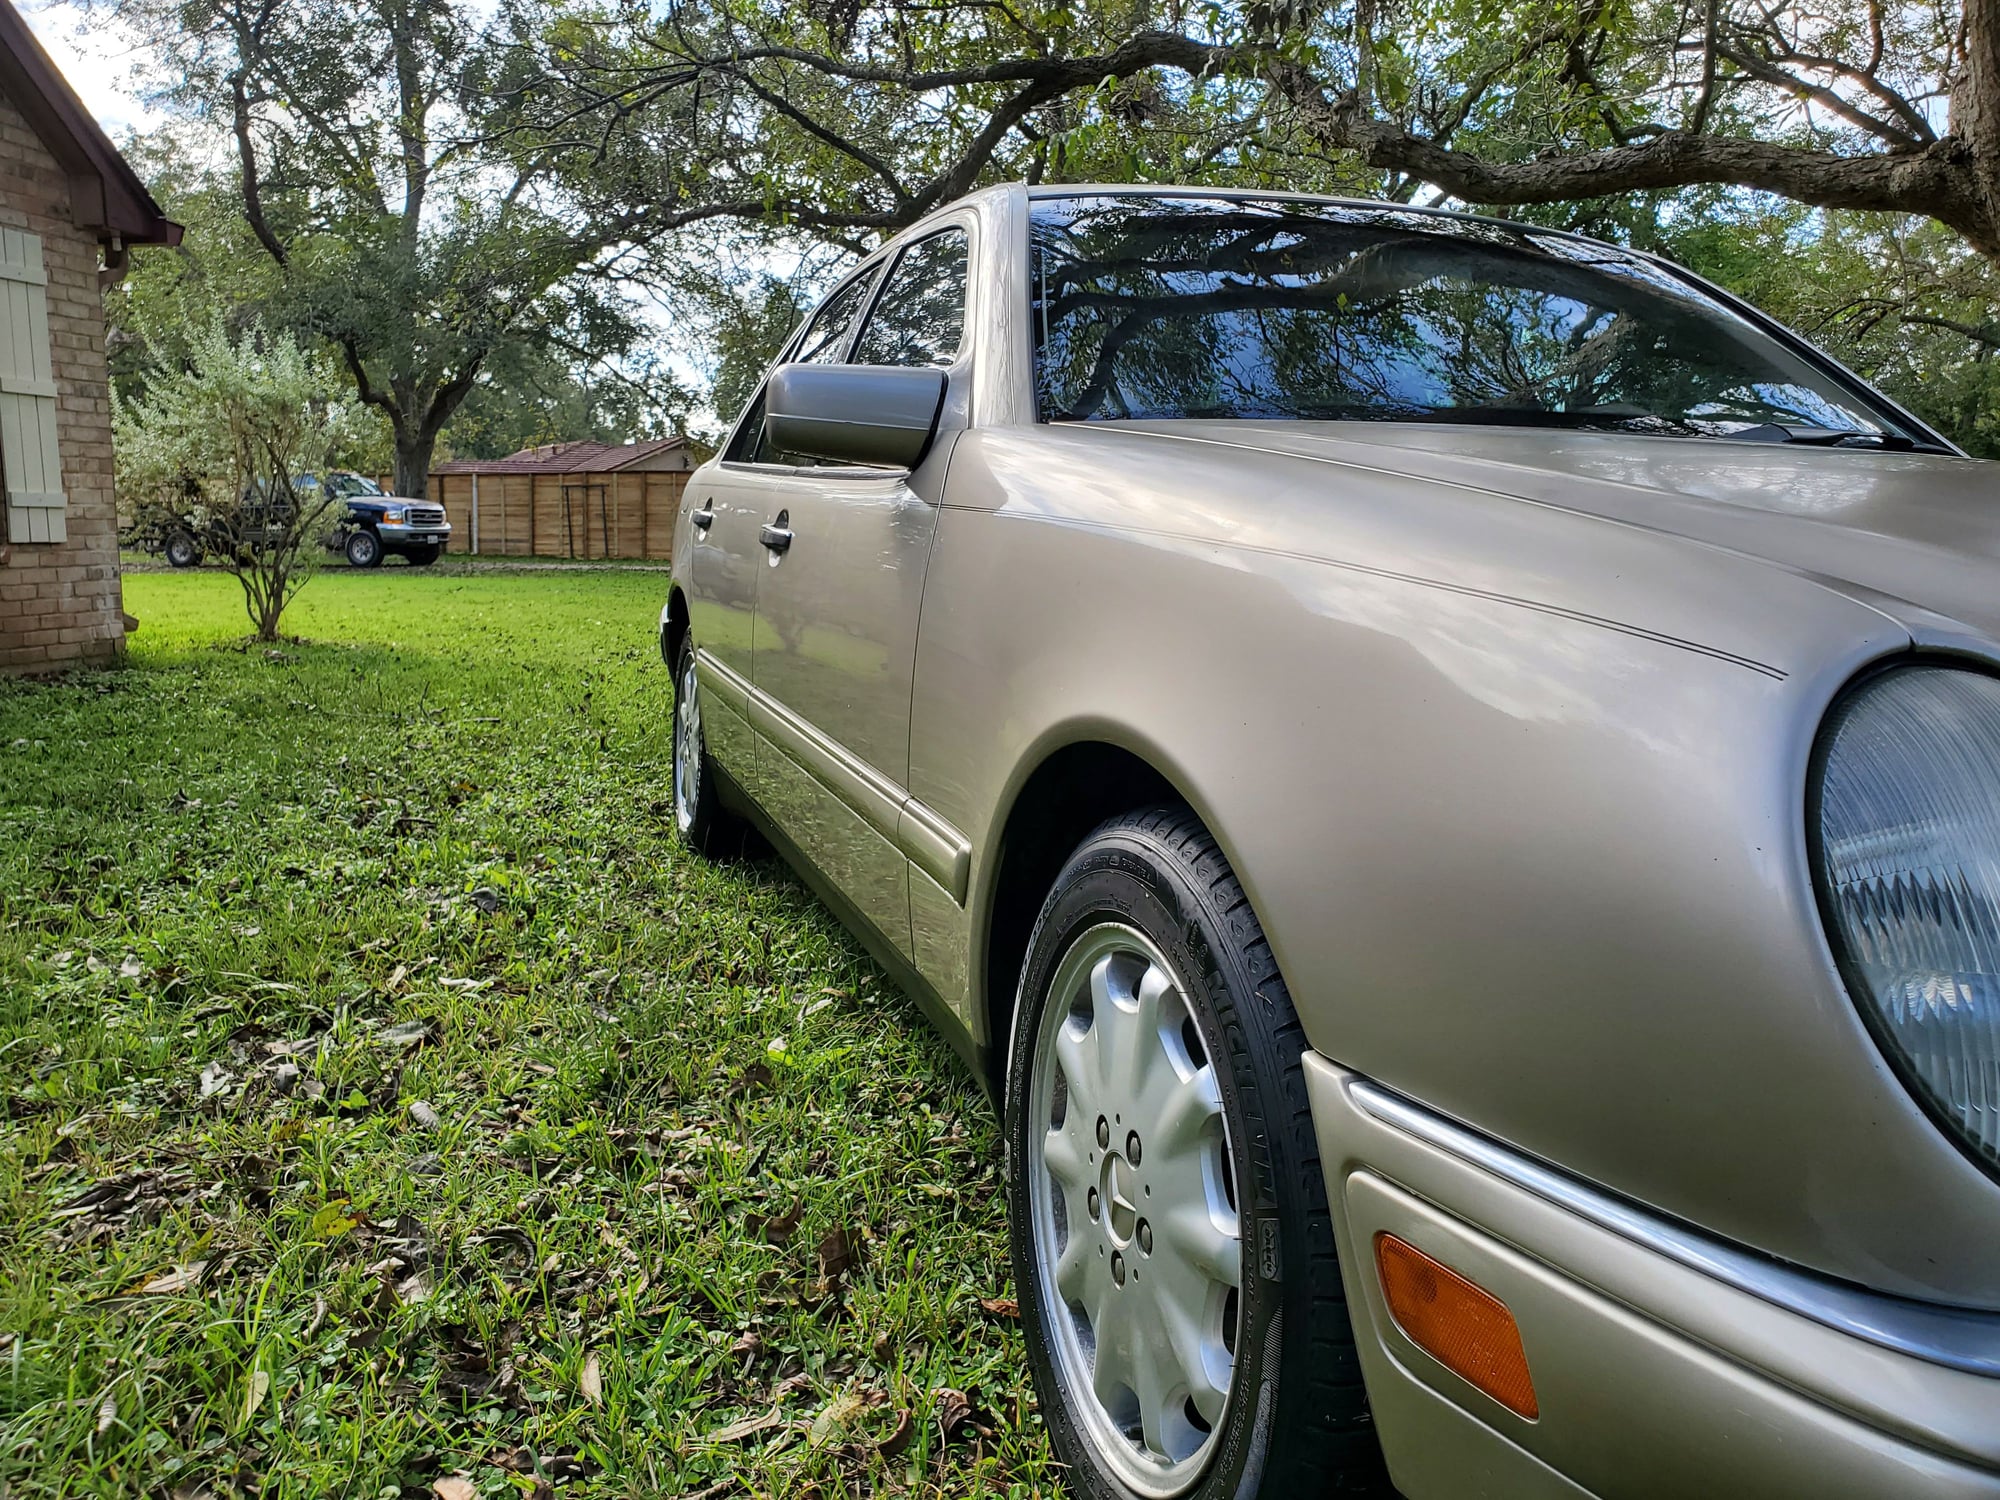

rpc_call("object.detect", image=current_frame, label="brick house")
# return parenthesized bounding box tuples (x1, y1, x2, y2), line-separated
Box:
(0, 0, 177, 674)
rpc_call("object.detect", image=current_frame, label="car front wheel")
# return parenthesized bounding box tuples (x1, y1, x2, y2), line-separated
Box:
(1007, 807, 1388, 1500)
(345, 530, 383, 568)
(164, 533, 201, 569)
(405, 544, 441, 567)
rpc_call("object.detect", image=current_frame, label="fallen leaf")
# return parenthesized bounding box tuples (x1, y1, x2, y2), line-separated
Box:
(271, 1062, 301, 1094)
(95, 1392, 116, 1435)
(815, 1227, 856, 1281)
(198, 1062, 233, 1098)
(470, 886, 502, 913)
(432, 1478, 478, 1500)
(708, 1407, 785, 1444)
(977, 1295, 1018, 1320)
(751, 1197, 804, 1246)
(877, 1408, 915, 1457)
(243, 1366, 270, 1422)
(395, 1271, 432, 1305)
(138, 1261, 208, 1295)
(377, 1020, 430, 1049)
(934, 1386, 973, 1440)
(808, 1388, 869, 1446)
(386, 963, 409, 990)
(580, 1350, 603, 1406)
(408, 1100, 441, 1130)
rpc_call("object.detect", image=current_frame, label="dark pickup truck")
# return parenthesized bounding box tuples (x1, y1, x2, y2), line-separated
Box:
(318, 473, 452, 568)
(140, 471, 452, 568)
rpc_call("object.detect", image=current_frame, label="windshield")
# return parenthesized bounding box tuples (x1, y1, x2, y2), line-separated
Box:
(324, 473, 382, 497)
(1031, 195, 1926, 445)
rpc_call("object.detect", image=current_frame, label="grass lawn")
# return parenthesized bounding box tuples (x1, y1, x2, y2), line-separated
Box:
(0, 568, 1051, 1498)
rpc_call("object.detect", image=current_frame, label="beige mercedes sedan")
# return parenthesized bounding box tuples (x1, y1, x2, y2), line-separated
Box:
(660, 185, 2000, 1499)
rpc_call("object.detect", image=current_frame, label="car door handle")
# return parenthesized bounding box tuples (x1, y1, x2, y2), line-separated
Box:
(689, 506, 714, 530)
(760, 522, 793, 553)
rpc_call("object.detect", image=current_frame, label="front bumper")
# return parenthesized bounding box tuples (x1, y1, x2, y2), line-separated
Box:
(377, 521, 451, 547)
(1306, 1057, 2000, 1498)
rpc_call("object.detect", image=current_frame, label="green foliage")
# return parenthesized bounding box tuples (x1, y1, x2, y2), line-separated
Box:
(1665, 209, 2000, 458)
(0, 568, 1048, 1497)
(443, 344, 698, 462)
(114, 321, 371, 638)
(93, 0, 678, 494)
(96, 0, 1996, 454)
(706, 276, 813, 432)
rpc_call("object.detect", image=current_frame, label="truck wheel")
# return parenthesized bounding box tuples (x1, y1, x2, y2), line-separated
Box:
(672, 636, 753, 858)
(164, 533, 201, 569)
(405, 544, 441, 567)
(1007, 807, 1390, 1500)
(345, 529, 383, 568)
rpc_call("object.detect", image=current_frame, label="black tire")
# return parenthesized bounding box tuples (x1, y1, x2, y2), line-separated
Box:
(1006, 807, 1389, 1499)
(405, 544, 441, 567)
(671, 635, 752, 859)
(345, 529, 383, 568)
(164, 533, 201, 569)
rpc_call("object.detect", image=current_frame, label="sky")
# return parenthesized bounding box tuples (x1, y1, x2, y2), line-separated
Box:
(21, 1, 157, 137)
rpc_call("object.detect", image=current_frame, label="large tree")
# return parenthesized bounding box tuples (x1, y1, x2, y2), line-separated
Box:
(539, 0, 1997, 260)
(92, 0, 711, 494)
(502, 0, 1994, 448)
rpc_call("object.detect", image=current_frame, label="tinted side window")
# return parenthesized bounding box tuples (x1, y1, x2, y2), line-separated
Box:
(793, 271, 881, 364)
(724, 390, 814, 468)
(852, 229, 968, 368)
(723, 268, 884, 464)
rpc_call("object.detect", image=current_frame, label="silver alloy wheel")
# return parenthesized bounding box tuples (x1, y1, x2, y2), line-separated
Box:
(1028, 922, 1242, 1498)
(674, 654, 702, 836)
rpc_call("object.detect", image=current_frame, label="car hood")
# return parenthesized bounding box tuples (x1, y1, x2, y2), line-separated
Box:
(1120, 421, 2000, 642)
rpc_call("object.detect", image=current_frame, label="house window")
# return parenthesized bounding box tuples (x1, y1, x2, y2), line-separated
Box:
(0, 228, 65, 544)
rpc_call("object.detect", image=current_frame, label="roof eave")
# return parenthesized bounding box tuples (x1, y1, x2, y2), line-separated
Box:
(0, 0, 180, 248)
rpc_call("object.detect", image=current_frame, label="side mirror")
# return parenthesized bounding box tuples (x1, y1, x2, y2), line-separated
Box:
(764, 363, 947, 470)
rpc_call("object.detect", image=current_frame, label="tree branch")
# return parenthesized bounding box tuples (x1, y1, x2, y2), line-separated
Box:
(230, 71, 288, 268)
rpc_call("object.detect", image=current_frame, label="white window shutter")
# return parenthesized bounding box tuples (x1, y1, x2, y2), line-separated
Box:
(0, 228, 65, 545)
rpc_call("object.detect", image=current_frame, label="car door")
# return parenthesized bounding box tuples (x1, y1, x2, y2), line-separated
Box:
(741, 224, 973, 960)
(683, 268, 885, 779)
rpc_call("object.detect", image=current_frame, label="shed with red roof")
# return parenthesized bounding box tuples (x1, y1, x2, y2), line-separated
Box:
(429, 436, 695, 559)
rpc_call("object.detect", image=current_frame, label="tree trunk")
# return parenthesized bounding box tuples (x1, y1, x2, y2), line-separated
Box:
(392, 429, 435, 499)
(1960, 0, 2000, 258)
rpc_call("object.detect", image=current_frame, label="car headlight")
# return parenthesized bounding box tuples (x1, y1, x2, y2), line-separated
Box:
(382, 508, 404, 524)
(1814, 664, 2000, 1174)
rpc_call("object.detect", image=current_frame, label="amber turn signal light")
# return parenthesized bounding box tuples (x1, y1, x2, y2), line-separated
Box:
(1375, 1232, 1539, 1419)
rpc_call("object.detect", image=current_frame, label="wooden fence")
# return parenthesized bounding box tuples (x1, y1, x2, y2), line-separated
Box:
(424, 469, 688, 560)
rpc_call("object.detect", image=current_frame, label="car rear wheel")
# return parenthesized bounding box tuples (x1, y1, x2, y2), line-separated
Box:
(164, 533, 201, 569)
(671, 636, 752, 858)
(345, 529, 383, 568)
(1007, 807, 1389, 1500)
